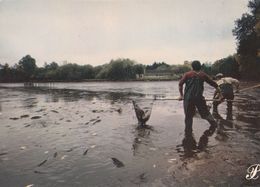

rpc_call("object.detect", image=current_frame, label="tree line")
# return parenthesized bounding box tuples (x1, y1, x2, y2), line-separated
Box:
(0, 54, 240, 82)
(0, 56, 147, 82)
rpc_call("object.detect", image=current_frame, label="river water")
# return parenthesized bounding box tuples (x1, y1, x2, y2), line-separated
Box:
(0, 81, 259, 187)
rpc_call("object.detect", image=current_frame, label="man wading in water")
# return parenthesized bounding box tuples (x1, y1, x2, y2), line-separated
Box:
(213, 73, 239, 120)
(178, 61, 221, 134)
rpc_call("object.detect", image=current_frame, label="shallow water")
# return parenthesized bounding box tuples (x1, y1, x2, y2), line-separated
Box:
(0, 81, 259, 187)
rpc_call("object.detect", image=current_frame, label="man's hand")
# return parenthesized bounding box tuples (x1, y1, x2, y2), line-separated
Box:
(219, 93, 225, 101)
(215, 87, 224, 101)
(178, 95, 184, 101)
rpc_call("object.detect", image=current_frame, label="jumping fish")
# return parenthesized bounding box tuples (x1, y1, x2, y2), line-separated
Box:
(34, 170, 47, 174)
(0, 152, 8, 156)
(9, 117, 19, 120)
(111, 157, 125, 168)
(53, 152, 58, 158)
(37, 159, 47, 167)
(83, 149, 89, 155)
(31, 116, 41, 119)
(20, 114, 29, 118)
(132, 101, 151, 125)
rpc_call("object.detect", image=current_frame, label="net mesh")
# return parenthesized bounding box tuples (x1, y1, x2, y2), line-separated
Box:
(132, 99, 154, 125)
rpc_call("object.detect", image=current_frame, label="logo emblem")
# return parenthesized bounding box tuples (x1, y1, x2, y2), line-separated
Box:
(246, 164, 260, 180)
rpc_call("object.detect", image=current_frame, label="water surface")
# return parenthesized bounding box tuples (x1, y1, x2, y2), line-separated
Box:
(0, 81, 259, 186)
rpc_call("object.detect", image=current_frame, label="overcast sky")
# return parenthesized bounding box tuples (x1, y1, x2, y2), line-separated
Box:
(0, 0, 248, 66)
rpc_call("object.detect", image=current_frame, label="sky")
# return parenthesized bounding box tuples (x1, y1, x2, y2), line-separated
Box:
(0, 0, 249, 67)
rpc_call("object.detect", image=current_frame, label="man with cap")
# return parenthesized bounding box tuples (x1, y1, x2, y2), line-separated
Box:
(178, 60, 221, 134)
(213, 73, 239, 119)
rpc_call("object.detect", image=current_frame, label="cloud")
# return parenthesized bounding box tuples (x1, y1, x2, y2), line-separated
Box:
(0, 0, 248, 66)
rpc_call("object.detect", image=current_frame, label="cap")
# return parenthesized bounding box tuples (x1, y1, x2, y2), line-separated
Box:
(216, 73, 224, 78)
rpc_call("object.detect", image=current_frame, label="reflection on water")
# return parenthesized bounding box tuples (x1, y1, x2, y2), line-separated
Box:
(45, 93, 60, 103)
(0, 82, 259, 186)
(177, 124, 217, 159)
(22, 97, 38, 108)
(181, 132, 197, 158)
(132, 125, 154, 156)
(213, 101, 234, 129)
(197, 125, 216, 150)
(2, 86, 146, 103)
(0, 101, 2, 117)
(234, 89, 260, 133)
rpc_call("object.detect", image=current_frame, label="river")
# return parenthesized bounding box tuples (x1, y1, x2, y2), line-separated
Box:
(0, 81, 259, 187)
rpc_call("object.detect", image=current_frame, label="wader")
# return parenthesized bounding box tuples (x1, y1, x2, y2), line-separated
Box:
(184, 76, 217, 133)
(213, 83, 234, 119)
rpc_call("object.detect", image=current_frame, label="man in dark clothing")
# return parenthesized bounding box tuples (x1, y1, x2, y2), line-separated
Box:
(178, 61, 221, 133)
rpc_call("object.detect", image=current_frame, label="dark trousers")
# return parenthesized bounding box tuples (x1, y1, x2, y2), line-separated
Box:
(213, 92, 234, 117)
(184, 97, 217, 133)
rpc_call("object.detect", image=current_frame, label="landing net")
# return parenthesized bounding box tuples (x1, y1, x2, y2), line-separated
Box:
(132, 99, 154, 125)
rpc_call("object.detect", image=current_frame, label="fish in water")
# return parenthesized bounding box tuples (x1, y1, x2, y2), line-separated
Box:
(53, 152, 58, 158)
(31, 116, 41, 120)
(20, 114, 29, 118)
(37, 159, 47, 167)
(111, 157, 125, 168)
(9, 117, 19, 120)
(34, 170, 47, 174)
(0, 152, 8, 156)
(132, 100, 151, 125)
(83, 149, 89, 155)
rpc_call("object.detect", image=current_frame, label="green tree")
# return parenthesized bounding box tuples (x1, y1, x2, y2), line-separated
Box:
(82, 64, 94, 79)
(95, 64, 108, 79)
(171, 64, 191, 75)
(233, 13, 258, 56)
(201, 62, 213, 75)
(18, 55, 37, 80)
(232, 0, 260, 79)
(55, 64, 80, 81)
(41, 62, 59, 80)
(0, 63, 11, 81)
(106, 59, 136, 80)
(44, 62, 59, 71)
(146, 62, 170, 71)
(212, 55, 239, 78)
(133, 64, 144, 78)
(34, 67, 46, 80)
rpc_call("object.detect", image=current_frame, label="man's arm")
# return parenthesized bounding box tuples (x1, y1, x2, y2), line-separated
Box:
(204, 73, 218, 89)
(230, 78, 240, 92)
(203, 73, 223, 99)
(178, 73, 187, 100)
